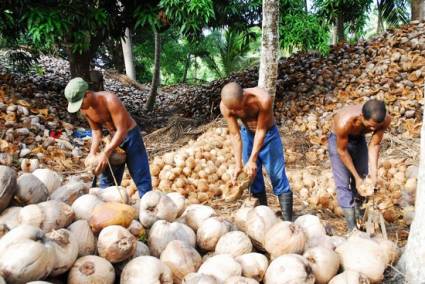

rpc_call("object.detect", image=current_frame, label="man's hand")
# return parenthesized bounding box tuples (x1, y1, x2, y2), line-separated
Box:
(355, 176, 364, 189)
(84, 153, 97, 169)
(245, 160, 257, 181)
(94, 151, 109, 176)
(232, 165, 243, 185)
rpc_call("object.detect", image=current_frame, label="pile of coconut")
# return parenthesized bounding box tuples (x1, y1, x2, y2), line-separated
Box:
(0, 164, 400, 283)
(149, 127, 249, 204)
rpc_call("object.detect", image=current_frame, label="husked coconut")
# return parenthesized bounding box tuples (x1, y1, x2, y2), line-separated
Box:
(336, 234, 387, 283)
(160, 240, 202, 283)
(294, 214, 326, 241)
(47, 228, 79, 276)
(305, 235, 336, 250)
(234, 207, 252, 232)
(127, 220, 146, 238)
(148, 220, 196, 257)
(198, 254, 242, 282)
(182, 273, 218, 284)
(372, 237, 400, 265)
(68, 255, 115, 284)
(97, 225, 137, 263)
(197, 217, 231, 251)
(20, 158, 39, 173)
(225, 276, 259, 284)
(0, 166, 17, 213)
(264, 221, 306, 258)
(50, 181, 88, 205)
(32, 168, 62, 194)
(90, 186, 129, 204)
(89, 202, 136, 233)
(0, 207, 21, 230)
(121, 256, 173, 284)
(19, 200, 75, 232)
(245, 206, 278, 249)
(183, 204, 216, 231)
(139, 191, 178, 228)
(72, 194, 104, 220)
(68, 220, 96, 256)
(304, 246, 340, 284)
(216, 231, 252, 257)
(329, 270, 370, 284)
(0, 226, 56, 283)
(264, 254, 315, 284)
(167, 192, 187, 216)
(15, 173, 49, 205)
(235, 253, 269, 282)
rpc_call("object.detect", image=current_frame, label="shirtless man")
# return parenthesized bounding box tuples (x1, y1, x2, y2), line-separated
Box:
(220, 82, 292, 220)
(328, 99, 391, 231)
(64, 77, 152, 197)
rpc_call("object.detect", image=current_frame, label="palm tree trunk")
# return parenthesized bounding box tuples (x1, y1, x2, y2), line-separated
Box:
(336, 13, 345, 42)
(377, 9, 384, 33)
(398, 85, 425, 282)
(121, 27, 136, 80)
(412, 0, 425, 20)
(258, 0, 280, 99)
(182, 54, 191, 83)
(145, 31, 161, 112)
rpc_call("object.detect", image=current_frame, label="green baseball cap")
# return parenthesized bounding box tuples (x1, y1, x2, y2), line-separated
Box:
(64, 77, 89, 113)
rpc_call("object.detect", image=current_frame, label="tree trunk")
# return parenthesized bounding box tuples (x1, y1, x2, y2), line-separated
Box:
(121, 27, 136, 80)
(398, 87, 425, 282)
(108, 38, 125, 73)
(181, 53, 191, 83)
(304, 0, 308, 12)
(65, 47, 91, 82)
(145, 31, 161, 112)
(331, 25, 338, 45)
(377, 0, 384, 34)
(336, 13, 345, 42)
(412, 0, 425, 20)
(258, 0, 279, 99)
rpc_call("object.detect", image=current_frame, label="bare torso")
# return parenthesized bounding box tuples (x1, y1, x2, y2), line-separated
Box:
(82, 91, 136, 134)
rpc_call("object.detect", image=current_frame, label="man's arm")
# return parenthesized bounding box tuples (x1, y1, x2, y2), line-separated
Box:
(220, 102, 243, 181)
(85, 117, 102, 156)
(336, 132, 363, 185)
(368, 116, 391, 184)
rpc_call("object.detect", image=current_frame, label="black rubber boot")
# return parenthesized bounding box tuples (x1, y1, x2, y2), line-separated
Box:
(278, 191, 293, 221)
(252, 191, 268, 206)
(343, 208, 356, 232)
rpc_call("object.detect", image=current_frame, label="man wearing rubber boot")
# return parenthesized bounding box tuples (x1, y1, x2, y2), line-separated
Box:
(220, 82, 292, 221)
(64, 77, 152, 198)
(328, 99, 391, 231)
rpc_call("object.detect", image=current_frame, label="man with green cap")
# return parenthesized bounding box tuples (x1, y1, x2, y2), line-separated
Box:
(64, 77, 152, 197)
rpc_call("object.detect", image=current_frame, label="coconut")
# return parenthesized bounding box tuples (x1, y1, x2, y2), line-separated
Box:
(19, 200, 75, 232)
(15, 173, 49, 205)
(50, 181, 88, 205)
(234, 207, 252, 232)
(20, 158, 39, 173)
(264, 221, 306, 258)
(160, 240, 202, 283)
(329, 270, 370, 284)
(89, 202, 136, 233)
(90, 186, 129, 204)
(197, 217, 231, 251)
(47, 228, 79, 276)
(245, 206, 279, 249)
(306, 235, 336, 250)
(148, 220, 196, 257)
(139, 191, 178, 228)
(127, 220, 146, 238)
(373, 237, 400, 265)
(0, 206, 21, 230)
(216, 231, 252, 257)
(405, 178, 417, 194)
(72, 194, 104, 220)
(198, 254, 242, 282)
(0, 166, 17, 213)
(225, 276, 259, 284)
(183, 204, 217, 231)
(97, 225, 137, 263)
(121, 256, 173, 284)
(294, 214, 327, 241)
(0, 226, 56, 283)
(264, 254, 315, 284)
(32, 168, 62, 194)
(167, 192, 187, 217)
(68, 220, 96, 256)
(68, 255, 115, 284)
(182, 273, 218, 284)
(235, 253, 269, 282)
(336, 234, 387, 283)
(304, 246, 340, 284)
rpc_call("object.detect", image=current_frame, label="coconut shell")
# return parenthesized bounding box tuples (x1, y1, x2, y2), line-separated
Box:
(97, 225, 137, 263)
(0, 166, 17, 213)
(198, 254, 242, 283)
(89, 202, 136, 234)
(121, 256, 173, 284)
(15, 173, 49, 206)
(68, 220, 96, 256)
(235, 253, 268, 282)
(50, 181, 89, 205)
(68, 255, 115, 284)
(0, 206, 21, 230)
